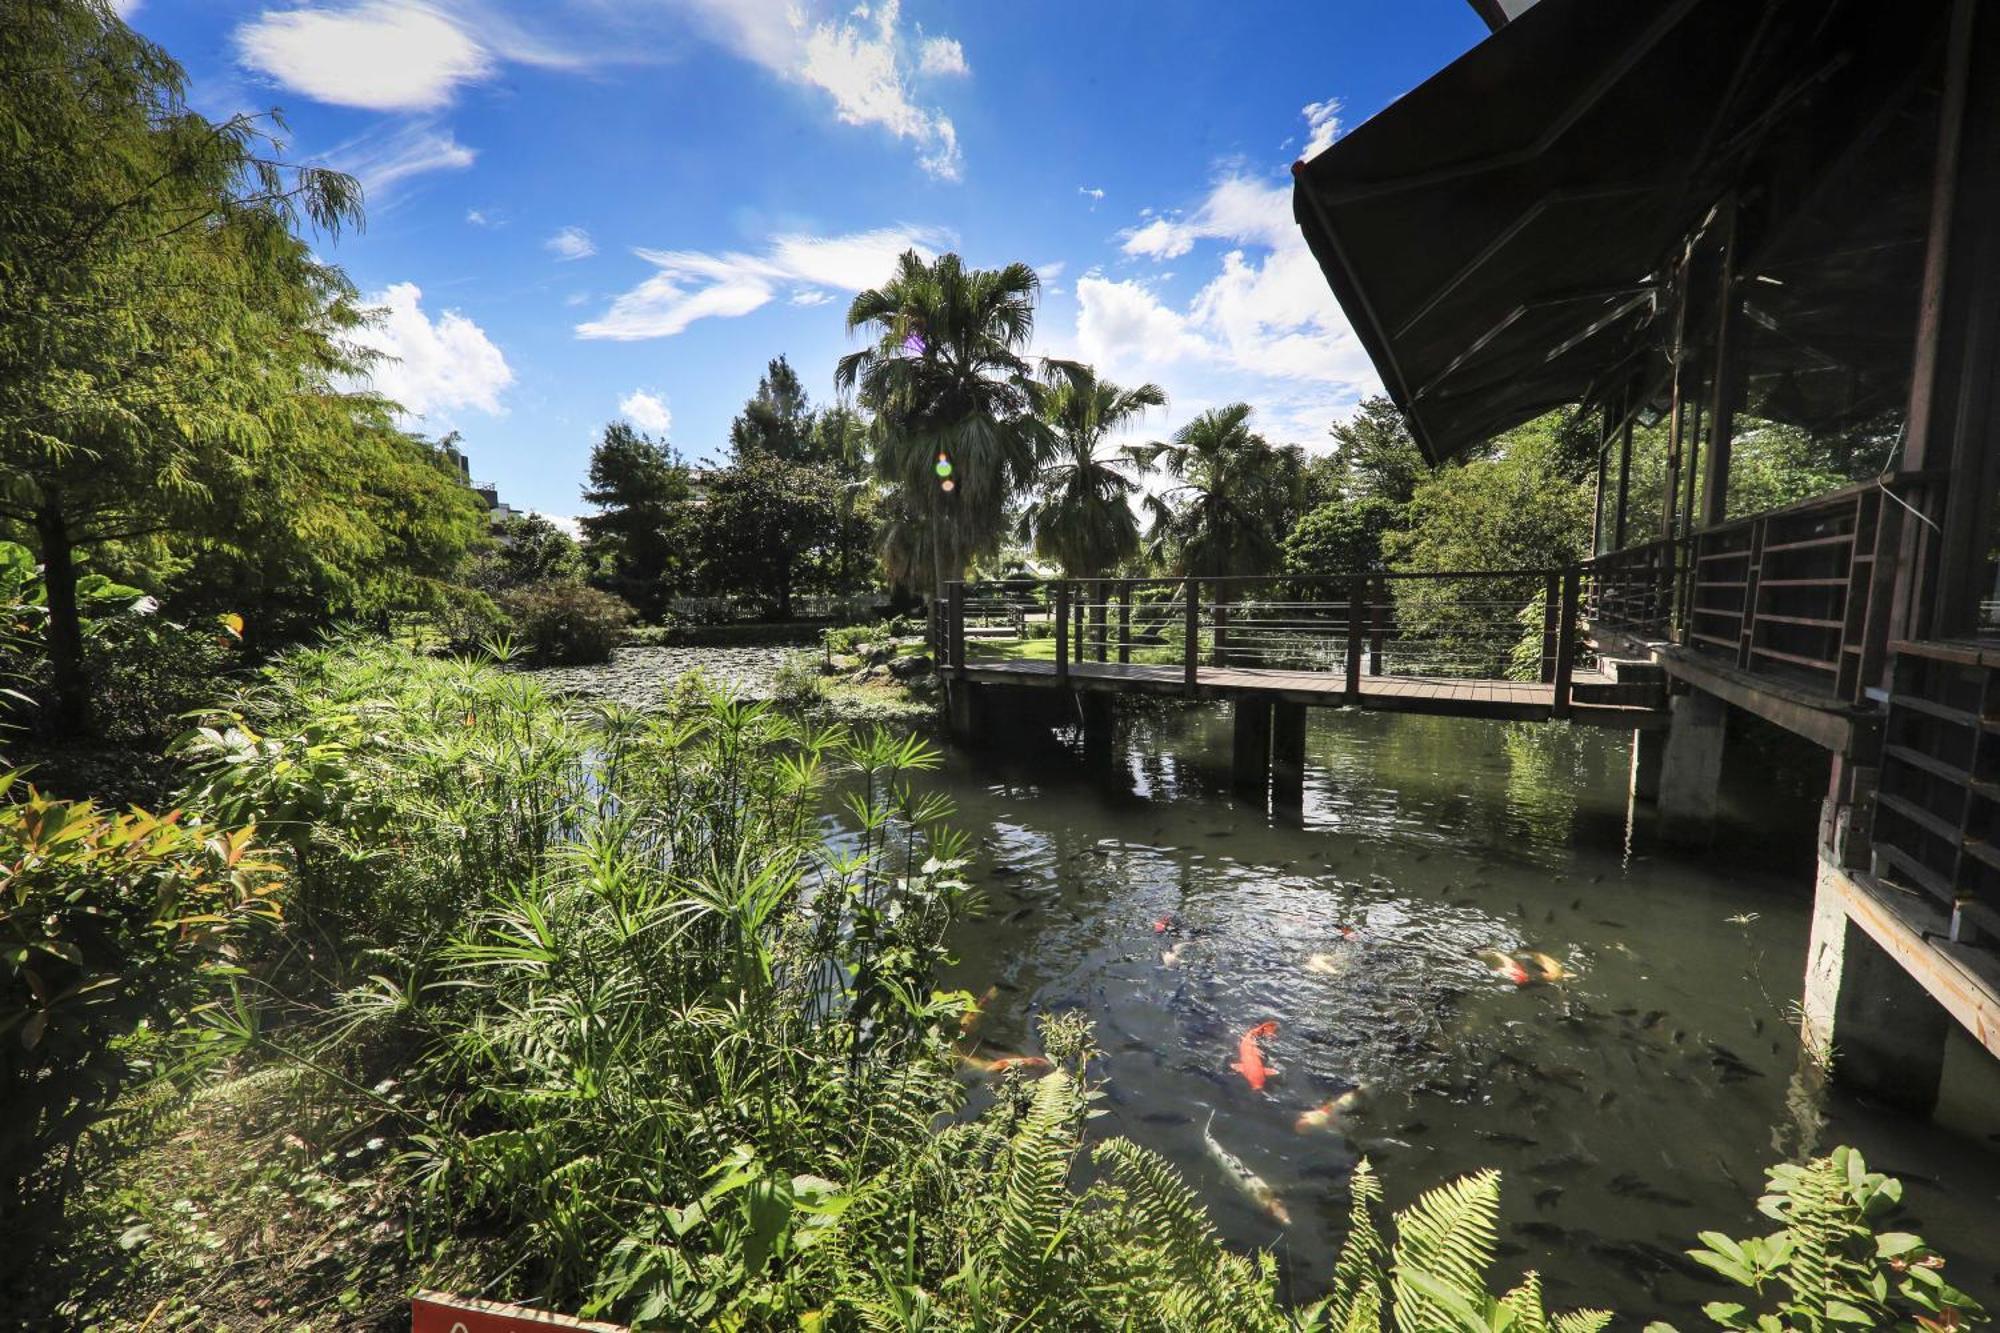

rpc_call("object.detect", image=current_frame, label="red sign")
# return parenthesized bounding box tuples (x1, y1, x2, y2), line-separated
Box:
(412, 1292, 629, 1333)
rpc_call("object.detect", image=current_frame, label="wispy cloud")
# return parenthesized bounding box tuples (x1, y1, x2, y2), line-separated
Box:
(577, 224, 951, 340)
(1079, 185, 1105, 208)
(1301, 97, 1342, 160)
(545, 226, 597, 261)
(918, 34, 969, 77)
(325, 120, 476, 201)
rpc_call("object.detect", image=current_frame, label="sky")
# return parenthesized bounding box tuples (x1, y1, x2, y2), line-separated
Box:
(118, 0, 1488, 521)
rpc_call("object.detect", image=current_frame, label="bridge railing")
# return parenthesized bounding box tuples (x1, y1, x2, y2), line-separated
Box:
(1583, 471, 1942, 706)
(946, 570, 1581, 709)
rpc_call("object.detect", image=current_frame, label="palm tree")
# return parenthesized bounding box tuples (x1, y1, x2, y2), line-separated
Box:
(1138, 403, 1303, 579)
(836, 251, 1065, 604)
(1018, 369, 1164, 580)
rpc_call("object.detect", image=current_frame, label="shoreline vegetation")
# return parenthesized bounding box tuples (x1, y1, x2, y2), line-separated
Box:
(6, 641, 1984, 1330)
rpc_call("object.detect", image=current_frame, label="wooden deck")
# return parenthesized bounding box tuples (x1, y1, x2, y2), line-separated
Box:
(958, 658, 1663, 728)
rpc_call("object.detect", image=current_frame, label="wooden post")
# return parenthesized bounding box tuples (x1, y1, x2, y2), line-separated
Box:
(1271, 701, 1308, 813)
(1368, 580, 1387, 676)
(1118, 584, 1132, 665)
(1094, 579, 1108, 663)
(1541, 571, 1561, 683)
(949, 582, 965, 678)
(1700, 197, 1742, 529)
(1346, 577, 1365, 700)
(1073, 590, 1085, 663)
(1054, 581, 1070, 684)
(1183, 578, 1200, 696)
(1614, 415, 1634, 550)
(1553, 567, 1579, 720)
(1214, 598, 1230, 667)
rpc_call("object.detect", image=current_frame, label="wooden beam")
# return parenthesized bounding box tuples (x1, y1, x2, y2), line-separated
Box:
(1053, 581, 1069, 685)
(1821, 860, 2000, 1061)
(1700, 198, 1743, 529)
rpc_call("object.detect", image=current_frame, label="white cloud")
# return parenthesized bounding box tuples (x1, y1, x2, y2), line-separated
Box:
(326, 120, 476, 200)
(465, 207, 495, 226)
(577, 223, 950, 340)
(918, 34, 968, 77)
(789, 288, 835, 306)
(797, 0, 961, 179)
(1038, 260, 1067, 281)
(350, 282, 514, 418)
(235, 2, 491, 112)
(545, 226, 597, 261)
(1079, 185, 1105, 206)
(1063, 100, 1381, 446)
(618, 390, 672, 434)
(113, 0, 142, 16)
(1301, 97, 1342, 160)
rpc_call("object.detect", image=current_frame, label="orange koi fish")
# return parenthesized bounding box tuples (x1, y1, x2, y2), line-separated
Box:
(1478, 949, 1534, 987)
(1294, 1086, 1366, 1134)
(1153, 913, 1175, 934)
(1230, 1021, 1279, 1091)
(957, 1051, 1051, 1077)
(1526, 951, 1570, 983)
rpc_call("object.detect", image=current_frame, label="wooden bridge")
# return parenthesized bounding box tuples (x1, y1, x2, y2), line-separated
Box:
(941, 570, 1668, 729)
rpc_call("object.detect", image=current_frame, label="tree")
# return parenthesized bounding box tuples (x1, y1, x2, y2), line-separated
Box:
(728, 355, 815, 464)
(1137, 404, 1303, 581)
(1321, 395, 1427, 507)
(475, 512, 585, 591)
(578, 422, 691, 620)
(836, 252, 1059, 599)
(0, 0, 365, 735)
(1385, 412, 1592, 576)
(1283, 495, 1400, 577)
(1018, 369, 1163, 579)
(693, 455, 841, 619)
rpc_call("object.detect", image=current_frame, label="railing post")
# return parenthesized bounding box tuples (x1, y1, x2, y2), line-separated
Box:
(1118, 583, 1132, 665)
(1553, 567, 1579, 720)
(1053, 580, 1070, 684)
(1346, 577, 1365, 700)
(1183, 578, 1199, 696)
(1369, 578, 1387, 676)
(949, 581, 965, 679)
(1541, 570, 1560, 683)
(1094, 579, 1108, 663)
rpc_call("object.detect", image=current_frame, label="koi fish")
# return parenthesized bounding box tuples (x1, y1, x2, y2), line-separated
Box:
(1230, 1020, 1278, 1091)
(1153, 914, 1175, 934)
(1204, 1111, 1290, 1226)
(1161, 940, 1188, 968)
(1478, 949, 1534, 987)
(1337, 924, 1360, 940)
(957, 1051, 1051, 1076)
(959, 984, 998, 1036)
(1303, 951, 1349, 977)
(1525, 951, 1570, 983)
(1294, 1086, 1365, 1134)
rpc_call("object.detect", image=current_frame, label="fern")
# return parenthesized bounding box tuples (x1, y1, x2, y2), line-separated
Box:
(984, 1069, 1082, 1326)
(1389, 1169, 1501, 1333)
(1324, 1159, 1386, 1333)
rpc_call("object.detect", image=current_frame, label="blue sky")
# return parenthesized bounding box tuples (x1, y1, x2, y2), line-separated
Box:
(120, 0, 1486, 520)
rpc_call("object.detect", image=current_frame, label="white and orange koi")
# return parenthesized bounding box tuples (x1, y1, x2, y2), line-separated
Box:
(1204, 1111, 1290, 1226)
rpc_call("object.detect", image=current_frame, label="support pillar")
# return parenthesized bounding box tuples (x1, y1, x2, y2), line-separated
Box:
(1657, 689, 1726, 845)
(1080, 691, 1115, 769)
(1271, 702, 1307, 814)
(946, 680, 984, 745)
(1231, 698, 1272, 804)
(1629, 728, 1663, 803)
(1802, 861, 1951, 1114)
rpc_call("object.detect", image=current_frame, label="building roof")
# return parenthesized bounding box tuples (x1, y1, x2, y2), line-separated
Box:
(1293, 0, 1944, 463)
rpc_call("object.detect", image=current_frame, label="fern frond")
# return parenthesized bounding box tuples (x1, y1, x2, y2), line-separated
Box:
(1389, 1169, 1500, 1333)
(987, 1070, 1080, 1318)
(1550, 1310, 1614, 1333)
(1500, 1272, 1550, 1333)
(1326, 1158, 1388, 1332)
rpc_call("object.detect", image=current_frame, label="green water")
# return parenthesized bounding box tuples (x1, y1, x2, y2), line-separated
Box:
(916, 703, 2000, 1321)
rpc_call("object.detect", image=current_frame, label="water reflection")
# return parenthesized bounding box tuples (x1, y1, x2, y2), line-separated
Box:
(868, 703, 2000, 1321)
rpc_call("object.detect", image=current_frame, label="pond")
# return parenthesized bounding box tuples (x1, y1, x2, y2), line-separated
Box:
(529, 643, 794, 707)
(913, 703, 2000, 1322)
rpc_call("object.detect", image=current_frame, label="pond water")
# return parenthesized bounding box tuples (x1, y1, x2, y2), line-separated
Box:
(913, 703, 2000, 1322)
(529, 643, 793, 706)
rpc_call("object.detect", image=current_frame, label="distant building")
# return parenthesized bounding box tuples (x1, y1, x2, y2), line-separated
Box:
(438, 435, 520, 525)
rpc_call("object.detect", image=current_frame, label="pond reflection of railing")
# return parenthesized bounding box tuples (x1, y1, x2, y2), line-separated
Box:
(1584, 472, 1941, 707)
(946, 571, 1580, 699)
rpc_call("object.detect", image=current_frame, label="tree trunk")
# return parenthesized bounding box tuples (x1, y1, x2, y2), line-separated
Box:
(35, 503, 90, 739)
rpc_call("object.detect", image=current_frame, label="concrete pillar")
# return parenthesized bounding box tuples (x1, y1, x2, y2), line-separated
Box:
(1629, 727, 1664, 803)
(1657, 689, 1726, 845)
(1231, 698, 1272, 804)
(1801, 860, 1951, 1115)
(1080, 691, 1115, 768)
(946, 680, 982, 745)
(1271, 702, 1308, 814)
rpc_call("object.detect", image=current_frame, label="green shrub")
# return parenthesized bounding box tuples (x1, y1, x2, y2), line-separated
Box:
(497, 580, 636, 664)
(0, 776, 283, 1212)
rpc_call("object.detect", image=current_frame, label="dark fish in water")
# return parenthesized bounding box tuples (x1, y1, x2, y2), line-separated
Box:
(1594, 919, 1628, 929)
(1598, 1090, 1618, 1109)
(1529, 1149, 1597, 1178)
(1609, 1173, 1695, 1207)
(1752, 1016, 1765, 1036)
(1544, 909, 1556, 924)
(1589, 873, 1605, 884)
(1477, 1130, 1540, 1148)
(1137, 1111, 1194, 1126)
(1414, 851, 1431, 862)
(1513, 1220, 1568, 1242)
(1005, 907, 1034, 924)
(1670, 1029, 1686, 1045)
(1494, 1241, 1528, 1259)
(1204, 830, 1233, 839)
(1532, 1186, 1564, 1211)
(992, 864, 1025, 877)
(1398, 1121, 1429, 1135)
(1638, 1010, 1666, 1030)
(1297, 1161, 1351, 1182)
(1514, 902, 1529, 919)
(993, 979, 1024, 994)
(1614, 1007, 1638, 1017)
(1571, 897, 1583, 910)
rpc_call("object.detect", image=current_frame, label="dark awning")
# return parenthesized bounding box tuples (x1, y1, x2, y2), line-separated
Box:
(1292, 0, 1938, 464)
